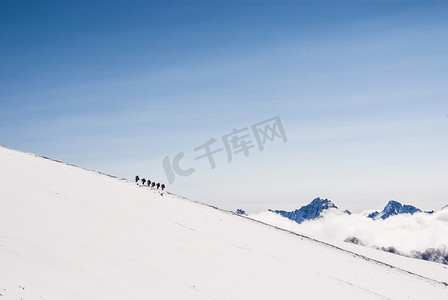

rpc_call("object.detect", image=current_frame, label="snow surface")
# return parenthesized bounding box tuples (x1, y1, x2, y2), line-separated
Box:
(1, 146, 447, 299)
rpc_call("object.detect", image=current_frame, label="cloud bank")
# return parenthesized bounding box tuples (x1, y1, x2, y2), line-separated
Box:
(250, 208, 448, 261)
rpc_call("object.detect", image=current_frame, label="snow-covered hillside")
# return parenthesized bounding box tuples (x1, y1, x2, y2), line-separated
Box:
(0, 146, 447, 299)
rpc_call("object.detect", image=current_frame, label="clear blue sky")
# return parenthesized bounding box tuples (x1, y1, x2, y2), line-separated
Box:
(1, 1, 448, 213)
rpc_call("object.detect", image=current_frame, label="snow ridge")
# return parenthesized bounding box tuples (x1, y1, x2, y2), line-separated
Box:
(1, 146, 448, 299)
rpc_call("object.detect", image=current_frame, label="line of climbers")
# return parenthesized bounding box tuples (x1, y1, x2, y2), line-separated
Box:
(135, 175, 165, 191)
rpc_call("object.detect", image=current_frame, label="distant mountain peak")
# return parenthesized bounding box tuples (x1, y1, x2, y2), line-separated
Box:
(271, 197, 339, 224)
(368, 200, 421, 220)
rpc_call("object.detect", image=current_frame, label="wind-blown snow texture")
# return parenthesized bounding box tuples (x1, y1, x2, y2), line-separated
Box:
(1, 146, 447, 299)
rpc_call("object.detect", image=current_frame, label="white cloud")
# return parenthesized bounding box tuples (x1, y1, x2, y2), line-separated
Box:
(251, 208, 448, 255)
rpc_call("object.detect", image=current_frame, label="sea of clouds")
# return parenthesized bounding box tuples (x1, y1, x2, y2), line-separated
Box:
(250, 208, 448, 263)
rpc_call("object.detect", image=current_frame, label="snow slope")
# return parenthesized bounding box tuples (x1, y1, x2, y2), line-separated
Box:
(0, 146, 447, 299)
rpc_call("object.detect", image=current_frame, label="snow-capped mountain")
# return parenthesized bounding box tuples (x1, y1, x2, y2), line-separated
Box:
(1, 146, 448, 299)
(270, 197, 340, 224)
(368, 200, 422, 219)
(254, 198, 448, 268)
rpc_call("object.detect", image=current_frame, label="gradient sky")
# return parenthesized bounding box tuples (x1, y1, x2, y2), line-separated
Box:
(1, 1, 448, 213)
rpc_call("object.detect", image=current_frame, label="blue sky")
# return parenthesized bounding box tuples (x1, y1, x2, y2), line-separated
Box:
(1, 1, 448, 213)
